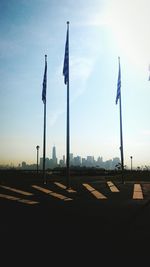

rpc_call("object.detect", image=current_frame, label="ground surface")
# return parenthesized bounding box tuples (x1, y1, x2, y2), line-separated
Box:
(1, 174, 150, 265)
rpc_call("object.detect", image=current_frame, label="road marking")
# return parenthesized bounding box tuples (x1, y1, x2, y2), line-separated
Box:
(0, 193, 39, 205)
(133, 184, 143, 199)
(54, 182, 76, 193)
(32, 185, 73, 201)
(0, 193, 18, 201)
(18, 199, 39, 205)
(32, 185, 53, 194)
(83, 183, 107, 199)
(0, 185, 33, 196)
(107, 181, 119, 192)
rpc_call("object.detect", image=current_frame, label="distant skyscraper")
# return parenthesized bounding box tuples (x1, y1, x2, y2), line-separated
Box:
(63, 155, 65, 165)
(52, 146, 57, 167)
(52, 146, 56, 160)
(70, 153, 73, 165)
(87, 156, 94, 167)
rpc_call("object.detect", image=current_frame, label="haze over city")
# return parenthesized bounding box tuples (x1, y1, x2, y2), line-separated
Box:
(1, 0, 150, 169)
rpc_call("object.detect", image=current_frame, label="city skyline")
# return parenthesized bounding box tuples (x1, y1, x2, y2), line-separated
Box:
(3, 145, 121, 170)
(1, 145, 149, 170)
(1, 0, 150, 168)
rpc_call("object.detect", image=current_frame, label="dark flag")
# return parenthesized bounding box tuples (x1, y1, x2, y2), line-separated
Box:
(63, 26, 69, 85)
(116, 57, 121, 104)
(42, 56, 47, 104)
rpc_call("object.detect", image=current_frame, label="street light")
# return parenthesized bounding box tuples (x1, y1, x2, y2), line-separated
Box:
(36, 145, 40, 174)
(130, 156, 133, 171)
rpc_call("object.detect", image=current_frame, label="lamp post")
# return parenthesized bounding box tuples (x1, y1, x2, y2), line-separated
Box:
(36, 145, 40, 174)
(130, 156, 133, 171)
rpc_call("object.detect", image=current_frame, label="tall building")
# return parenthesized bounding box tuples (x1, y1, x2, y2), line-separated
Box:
(52, 146, 56, 160)
(73, 156, 81, 166)
(40, 157, 50, 169)
(87, 156, 94, 167)
(70, 153, 73, 165)
(52, 145, 57, 167)
(22, 161, 27, 169)
(63, 155, 65, 166)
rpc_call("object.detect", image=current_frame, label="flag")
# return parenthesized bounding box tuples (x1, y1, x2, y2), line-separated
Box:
(116, 57, 121, 104)
(42, 56, 47, 104)
(63, 27, 69, 85)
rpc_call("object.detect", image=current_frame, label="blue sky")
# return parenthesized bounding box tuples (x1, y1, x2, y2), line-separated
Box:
(0, 0, 150, 168)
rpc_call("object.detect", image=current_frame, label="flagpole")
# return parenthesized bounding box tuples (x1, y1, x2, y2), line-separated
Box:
(118, 57, 124, 183)
(119, 87, 124, 183)
(66, 21, 70, 189)
(43, 55, 47, 184)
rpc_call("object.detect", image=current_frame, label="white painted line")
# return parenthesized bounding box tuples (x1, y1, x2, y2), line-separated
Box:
(32, 185, 53, 194)
(0, 193, 39, 205)
(0, 193, 19, 201)
(54, 182, 66, 189)
(107, 181, 119, 192)
(18, 199, 39, 205)
(0, 185, 33, 196)
(67, 188, 76, 193)
(50, 192, 72, 201)
(83, 183, 107, 199)
(54, 182, 76, 193)
(133, 184, 143, 199)
(32, 185, 73, 201)
(83, 183, 94, 192)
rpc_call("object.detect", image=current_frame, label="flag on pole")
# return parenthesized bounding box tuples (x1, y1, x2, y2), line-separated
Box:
(63, 26, 69, 85)
(116, 57, 121, 105)
(42, 55, 47, 104)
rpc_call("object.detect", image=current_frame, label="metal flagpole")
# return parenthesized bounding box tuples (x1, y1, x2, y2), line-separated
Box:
(42, 55, 47, 184)
(43, 99, 46, 183)
(63, 21, 70, 189)
(119, 80, 124, 183)
(66, 21, 70, 189)
(116, 57, 124, 184)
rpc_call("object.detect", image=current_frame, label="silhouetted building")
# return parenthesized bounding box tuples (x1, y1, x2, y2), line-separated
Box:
(19, 145, 121, 170)
(52, 146, 57, 167)
(63, 155, 65, 166)
(52, 146, 56, 160)
(22, 161, 27, 169)
(70, 153, 73, 166)
(82, 158, 86, 167)
(73, 156, 81, 166)
(87, 156, 94, 167)
(59, 159, 65, 167)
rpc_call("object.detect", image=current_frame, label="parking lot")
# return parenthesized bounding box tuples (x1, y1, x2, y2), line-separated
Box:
(1, 176, 150, 265)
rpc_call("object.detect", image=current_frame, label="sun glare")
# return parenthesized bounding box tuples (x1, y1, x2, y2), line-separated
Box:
(105, 0, 150, 68)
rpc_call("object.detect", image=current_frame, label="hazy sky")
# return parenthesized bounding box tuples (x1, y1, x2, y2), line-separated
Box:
(0, 0, 150, 168)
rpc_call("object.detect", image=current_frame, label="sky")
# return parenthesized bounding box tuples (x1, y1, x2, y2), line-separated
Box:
(0, 0, 150, 169)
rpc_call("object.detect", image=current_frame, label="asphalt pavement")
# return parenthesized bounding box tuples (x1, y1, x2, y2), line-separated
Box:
(1, 176, 150, 266)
